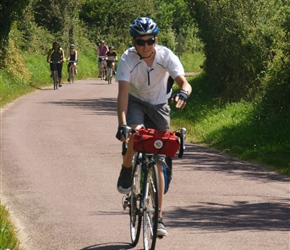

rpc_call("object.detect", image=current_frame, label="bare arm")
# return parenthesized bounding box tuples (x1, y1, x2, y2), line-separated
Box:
(117, 80, 129, 126)
(47, 49, 52, 62)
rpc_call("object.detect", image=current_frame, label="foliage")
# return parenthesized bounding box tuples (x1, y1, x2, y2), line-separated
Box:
(79, 0, 201, 53)
(171, 74, 290, 175)
(0, 0, 30, 67)
(186, 0, 290, 109)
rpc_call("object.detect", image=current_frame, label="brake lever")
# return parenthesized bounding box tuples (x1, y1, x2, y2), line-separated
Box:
(178, 127, 186, 158)
(122, 126, 134, 156)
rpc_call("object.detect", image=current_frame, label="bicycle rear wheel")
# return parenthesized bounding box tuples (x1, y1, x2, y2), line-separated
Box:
(143, 164, 159, 250)
(130, 153, 142, 246)
(53, 71, 58, 89)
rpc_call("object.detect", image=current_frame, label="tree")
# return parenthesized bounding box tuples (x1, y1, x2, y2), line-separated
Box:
(0, 0, 30, 66)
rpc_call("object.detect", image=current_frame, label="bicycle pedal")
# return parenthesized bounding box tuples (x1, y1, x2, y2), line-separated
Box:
(122, 196, 130, 210)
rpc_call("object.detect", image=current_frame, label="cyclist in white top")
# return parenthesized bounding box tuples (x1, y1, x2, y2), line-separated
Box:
(115, 17, 192, 237)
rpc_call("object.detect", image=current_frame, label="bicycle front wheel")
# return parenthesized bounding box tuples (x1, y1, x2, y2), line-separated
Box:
(69, 66, 74, 84)
(107, 68, 112, 84)
(130, 154, 142, 246)
(143, 164, 159, 250)
(53, 71, 58, 90)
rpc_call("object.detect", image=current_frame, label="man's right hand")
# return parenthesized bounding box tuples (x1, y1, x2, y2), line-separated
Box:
(116, 125, 129, 141)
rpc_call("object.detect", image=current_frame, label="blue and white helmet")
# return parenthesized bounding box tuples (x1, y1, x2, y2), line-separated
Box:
(129, 17, 159, 38)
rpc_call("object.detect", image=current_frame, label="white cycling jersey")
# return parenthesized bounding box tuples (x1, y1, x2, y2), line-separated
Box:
(116, 45, 185, 105)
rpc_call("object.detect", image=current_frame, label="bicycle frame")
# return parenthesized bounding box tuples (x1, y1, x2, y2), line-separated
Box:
(122, 126, 186, 250)
(98, 56, 107, 80)
(68, 61, 76, 84)
(50, 61, 60, 90)
(106, 59, 114, 84)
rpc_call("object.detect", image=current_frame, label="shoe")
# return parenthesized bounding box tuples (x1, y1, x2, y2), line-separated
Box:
(68, 78, 70, 82)
(59, 84, 62, 87)
(157, 218, 168, 237)
(105, 78, 108, 80)
(117, 165, 132, 194)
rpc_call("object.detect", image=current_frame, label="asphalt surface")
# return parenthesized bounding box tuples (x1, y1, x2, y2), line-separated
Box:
(1, 78, 289, 250)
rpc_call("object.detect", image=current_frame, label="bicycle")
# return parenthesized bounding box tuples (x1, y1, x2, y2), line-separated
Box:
(68, 60, 76, 84)
(98, 56, 107, 80)
(121, 126, 186, 250)
(106, 59, 115, 84)
(50, 61, 62, 90)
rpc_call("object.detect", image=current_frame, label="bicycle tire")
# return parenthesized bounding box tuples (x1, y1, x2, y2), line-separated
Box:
(129, 153, 142, 246)
(69, 66, 74, 84)
(53, 71, 58, 90)
(143, 163, 159, 250)
(107, 68, 112, 84)
(100, 67, 105, 80)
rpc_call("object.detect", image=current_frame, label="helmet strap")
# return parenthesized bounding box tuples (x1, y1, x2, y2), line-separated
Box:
(135, 49, 155, 60)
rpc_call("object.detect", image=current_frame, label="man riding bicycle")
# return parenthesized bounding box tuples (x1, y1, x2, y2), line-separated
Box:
(106, 46, 117, 74)
(115, 17, 192, 237)
(96, 40, 108, 79)
(67, 43, 78, 82)
(47, 41, 65, 87)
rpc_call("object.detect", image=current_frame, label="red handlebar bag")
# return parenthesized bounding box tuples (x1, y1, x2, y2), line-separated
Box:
(133, 127, 180, 158)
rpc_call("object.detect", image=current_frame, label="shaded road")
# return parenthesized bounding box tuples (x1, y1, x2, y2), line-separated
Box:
(1, 78, 289, 250)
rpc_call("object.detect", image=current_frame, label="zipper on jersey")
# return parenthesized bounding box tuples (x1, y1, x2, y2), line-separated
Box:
(147, 68, 154, 85)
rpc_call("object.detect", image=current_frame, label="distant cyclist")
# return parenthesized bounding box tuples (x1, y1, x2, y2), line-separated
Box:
(106, 46, 118, 74)
(96, 40, 108, 79)
(47, 41, 65, 87)
(67, 44, 78, 82)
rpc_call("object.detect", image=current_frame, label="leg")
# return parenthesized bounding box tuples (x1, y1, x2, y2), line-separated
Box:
(156, 163, 168, 237)
(57, 64, 63, 86)
(157, 163, 164, 218)
(98, 61, 102, 77)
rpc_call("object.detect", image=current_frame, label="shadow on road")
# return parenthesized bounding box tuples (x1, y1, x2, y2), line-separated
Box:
(46, 98, 117, 116)
(80, 242, 134, 250)
(166, 200, 290, 232)
(167, 143, 290, 232)
(179, 143, 290, 182)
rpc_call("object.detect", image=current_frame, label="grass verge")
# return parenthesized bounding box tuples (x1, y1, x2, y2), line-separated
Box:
(170, 73, 290, 175)
(0, 204, 20, 249)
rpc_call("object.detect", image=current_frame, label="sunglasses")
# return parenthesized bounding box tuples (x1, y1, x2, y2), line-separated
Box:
(70, 47, 74, 49)
(135, 37, 155, 46)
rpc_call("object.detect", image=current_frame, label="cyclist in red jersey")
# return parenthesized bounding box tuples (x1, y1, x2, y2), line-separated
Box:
(96, 40, 108, 78)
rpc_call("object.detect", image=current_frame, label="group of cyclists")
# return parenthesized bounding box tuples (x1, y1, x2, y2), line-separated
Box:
(47, 42, 78, 87)
(47, 16, 192, 243)
(96, 40, 118, 80)
(47, 40, 117, 86)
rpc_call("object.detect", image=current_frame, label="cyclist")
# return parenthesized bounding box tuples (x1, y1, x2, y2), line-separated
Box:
(115, 17, 192, 237)
(47, 41, 65, 87)
(96, 40, 108, 79)
(106, 46, 118, 75)
(67, 44, 78, 82)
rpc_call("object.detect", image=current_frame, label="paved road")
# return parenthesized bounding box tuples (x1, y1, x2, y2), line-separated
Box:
(1, 78, 289, 250)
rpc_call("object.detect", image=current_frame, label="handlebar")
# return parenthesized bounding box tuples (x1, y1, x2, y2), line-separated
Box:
(98, 56, 107, 60)
(175, 127, 186, 158)
(121, 126, 186, 158)
(49, 60, 63, 64)
(121, 125, 133, 156)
